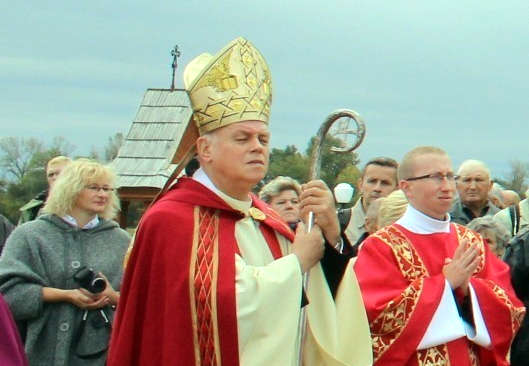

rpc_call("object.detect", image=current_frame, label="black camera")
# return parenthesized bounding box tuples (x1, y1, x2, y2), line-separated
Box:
(73, 266, 106, 294)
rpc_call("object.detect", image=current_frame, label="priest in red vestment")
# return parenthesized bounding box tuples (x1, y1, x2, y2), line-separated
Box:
(107, 37, 372, 366)
(354, 146, 525, 366)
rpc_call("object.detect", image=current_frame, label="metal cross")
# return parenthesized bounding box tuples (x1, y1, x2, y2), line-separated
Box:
(170, 45, 181, 90)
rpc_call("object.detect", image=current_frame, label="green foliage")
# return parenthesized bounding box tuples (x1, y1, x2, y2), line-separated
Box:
(0, 134, 124, 221)
(0, 136, 74, 221)
(266, 145, 308, 183)
(305, 135, 359, 188)
(264, 136, 360, 190)
(336, 164, 362, 205)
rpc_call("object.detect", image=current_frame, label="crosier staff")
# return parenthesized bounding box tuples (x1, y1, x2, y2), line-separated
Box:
(307, 109, 366, 231)
(297, 108, 367, 364)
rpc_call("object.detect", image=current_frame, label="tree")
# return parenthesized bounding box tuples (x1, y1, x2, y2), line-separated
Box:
(104, 133, 125, 162)
(0, 136, 75, 221)
(264, 136, 360, 191)
(305, 136, 359, 188)
(0, 137, 44, 182)
(496, 160, 529, 196)
(266, 145, 308, 184)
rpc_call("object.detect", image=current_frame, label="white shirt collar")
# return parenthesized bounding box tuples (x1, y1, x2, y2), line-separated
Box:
(396, 204, 451, 234)
(61, 214, 99, 229)
(192, 168, 252, 214)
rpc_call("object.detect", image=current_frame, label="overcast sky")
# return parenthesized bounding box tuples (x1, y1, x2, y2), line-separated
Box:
(2, 1, 528, 179)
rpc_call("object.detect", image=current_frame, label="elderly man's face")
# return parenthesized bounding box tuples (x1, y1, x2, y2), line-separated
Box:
(400, 153, 455, 220)
(358, 164, 397, 211)
(204, 121, 270, 189)
(456, 167, 492, 207)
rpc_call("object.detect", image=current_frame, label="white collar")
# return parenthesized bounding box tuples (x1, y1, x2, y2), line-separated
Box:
(192, 168, 252, 214)
(395, 204, 451, 234)
(61, 214, 99, 229)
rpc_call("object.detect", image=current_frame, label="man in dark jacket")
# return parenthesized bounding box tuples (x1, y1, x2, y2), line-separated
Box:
(0, 214, 14, 254)
(17, 156, 71, 225)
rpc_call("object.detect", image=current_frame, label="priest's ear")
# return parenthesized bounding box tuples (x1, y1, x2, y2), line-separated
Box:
(399, 179, 412, 198)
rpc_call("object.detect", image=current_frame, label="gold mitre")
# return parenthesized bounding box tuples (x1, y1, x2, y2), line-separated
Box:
(183, 37, 272, 135)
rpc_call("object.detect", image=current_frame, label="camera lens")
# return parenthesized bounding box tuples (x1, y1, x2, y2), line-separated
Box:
(90, 277, 106, 293)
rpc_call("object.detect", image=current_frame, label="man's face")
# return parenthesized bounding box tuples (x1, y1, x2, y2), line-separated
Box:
(456, 167, 492, 207)
(204, 121, 270, 189)
(400, 153, 455, 220)
(46, 163, 68, 188)
(358, 164, 397, 211)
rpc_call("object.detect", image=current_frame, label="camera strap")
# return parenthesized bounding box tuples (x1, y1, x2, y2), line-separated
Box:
(73, 309, 111, 359)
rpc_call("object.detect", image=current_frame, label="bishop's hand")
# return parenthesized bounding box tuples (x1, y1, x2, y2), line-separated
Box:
(291, 222, 325, 273)
(299, 180, 341, 246)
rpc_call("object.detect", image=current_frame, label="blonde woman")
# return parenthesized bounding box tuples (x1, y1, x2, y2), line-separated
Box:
(0, 159, 130, 365)
(377, 189, 408, 229)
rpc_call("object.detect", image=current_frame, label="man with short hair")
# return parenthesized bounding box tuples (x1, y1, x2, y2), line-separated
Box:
(355, 146, 524, 365)
(17, 156, 71, 225)
(502, 189, 521, 207)
(342, 157, 398, 245)
(450, 159, 500, 225)
(108, 38, 372, 366)
(494, 196, 529, 237)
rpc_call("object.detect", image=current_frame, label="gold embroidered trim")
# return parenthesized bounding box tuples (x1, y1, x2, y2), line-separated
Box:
(486, 279, 525, 335)
(371, 279, 423, 362)
(417, 344, 451, 366)
(373, 226, 429, 281)
(189, 207, 221, 366)
(370, 226, 429, 361)
(454, 224, 485, 273)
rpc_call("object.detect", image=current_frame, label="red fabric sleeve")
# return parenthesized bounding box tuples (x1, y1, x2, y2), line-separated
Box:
(470, 244, 525, 365)
(355, 236, 445, 364)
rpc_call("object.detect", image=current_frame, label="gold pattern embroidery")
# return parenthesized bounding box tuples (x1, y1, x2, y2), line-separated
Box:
(468, 343, 479, 366)
(486, 279, 525, 335)
(454, 224, 485, 273)
(188, 38, 272, 135)
(189, 207, 221, 366)
(370, 226, 430, 362)
(417, 345, 451, 366)
(195, 49, 237, 92)
(371, 279, 423, 361)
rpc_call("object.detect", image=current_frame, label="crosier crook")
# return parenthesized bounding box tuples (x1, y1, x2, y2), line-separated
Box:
(306, 109, 367, 231)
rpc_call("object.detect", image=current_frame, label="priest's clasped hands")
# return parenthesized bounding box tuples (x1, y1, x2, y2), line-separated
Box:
(443, 239, 480, 295)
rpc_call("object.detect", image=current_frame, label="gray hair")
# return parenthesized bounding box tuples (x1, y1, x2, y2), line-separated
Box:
(259, 176, 301, 203)
(457, 159, 491, 180)
(467, 216, 510, 251)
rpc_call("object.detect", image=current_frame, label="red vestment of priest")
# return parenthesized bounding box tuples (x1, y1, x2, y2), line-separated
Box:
(355, 222, 525, 366)
(107, 178, 297, 366)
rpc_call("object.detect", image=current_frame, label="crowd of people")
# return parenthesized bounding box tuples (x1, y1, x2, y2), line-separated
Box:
(0, 36, 527, 365)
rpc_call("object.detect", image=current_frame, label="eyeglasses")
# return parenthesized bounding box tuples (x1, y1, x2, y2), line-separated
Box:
(84, 185, 115, 193)
(405, 173, 457, 183)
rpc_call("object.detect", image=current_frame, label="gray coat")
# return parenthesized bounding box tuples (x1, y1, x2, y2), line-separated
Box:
(0, 214, 130, 366)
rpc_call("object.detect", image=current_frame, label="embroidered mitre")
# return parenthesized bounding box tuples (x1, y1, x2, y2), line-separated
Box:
(183, 37, 272, 135)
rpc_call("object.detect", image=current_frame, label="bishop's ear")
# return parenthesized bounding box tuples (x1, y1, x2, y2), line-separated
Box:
(196, 135, 213, 163)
